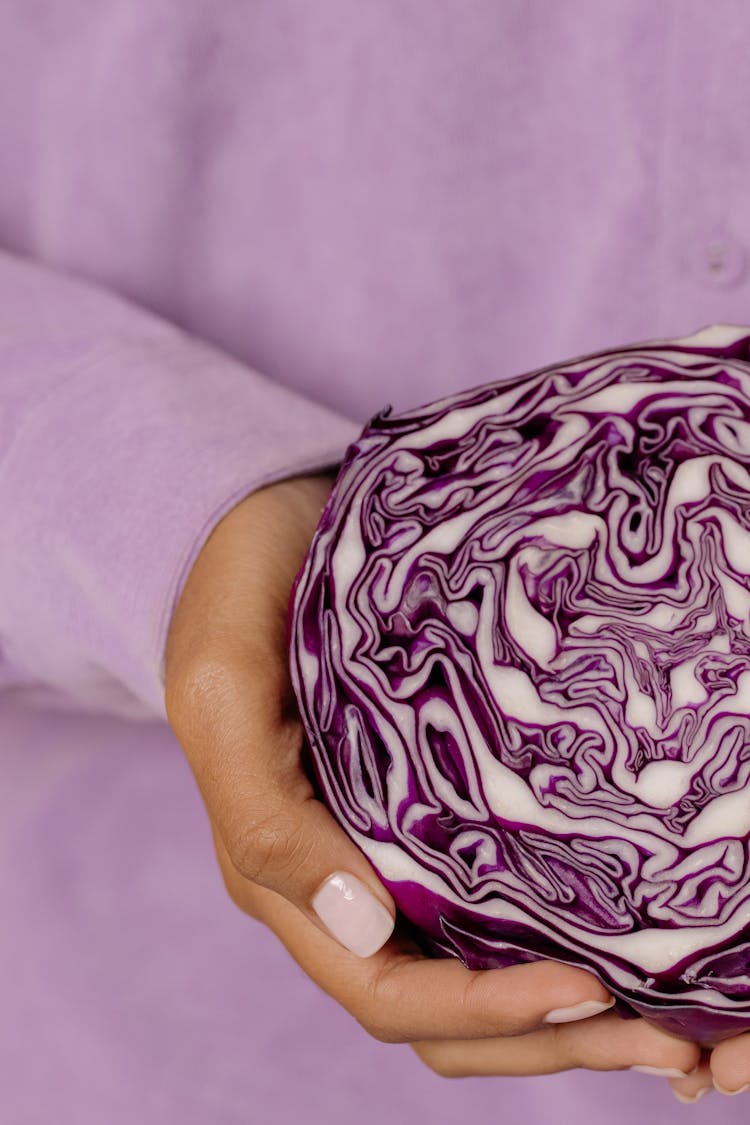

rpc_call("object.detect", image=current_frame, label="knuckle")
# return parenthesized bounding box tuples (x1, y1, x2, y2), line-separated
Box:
(228, 813, 283, 883)
(228, 809, 316, 889)
(353, 994, 401, 1045)
(546, 1022, 572, 1068)
(664, 1043, 701, 1077)
(353, 958, 418, 1045)
(546, 1020, 592, 1072)
(457, 971, 523, 1038)
(350, 969, 405, 1045)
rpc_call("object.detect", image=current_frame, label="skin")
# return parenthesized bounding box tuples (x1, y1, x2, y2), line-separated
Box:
(165, 473, 708, 1081)
(671, 1041, 750, 1102)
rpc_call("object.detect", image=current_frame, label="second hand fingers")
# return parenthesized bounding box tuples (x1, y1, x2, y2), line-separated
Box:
(708, 1031, 750, 1097)
(219, 851, 622, 1044)
(669, 1051, 712, 1104)
(412, 1011, 701, 1078)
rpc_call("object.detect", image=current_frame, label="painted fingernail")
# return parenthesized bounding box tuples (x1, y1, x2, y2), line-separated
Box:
(673, 1088, 710, 1104)
(312, 872, 394, 958)
(713, 1081, 750, 1096)
(631, 1065, 691, 1079)
(543, 997, 615, 1024)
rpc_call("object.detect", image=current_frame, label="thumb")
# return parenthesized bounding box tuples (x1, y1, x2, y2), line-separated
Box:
(163, 476, 396, 958)
(242, 766, 398, 961)
(169, 653, 396, 958)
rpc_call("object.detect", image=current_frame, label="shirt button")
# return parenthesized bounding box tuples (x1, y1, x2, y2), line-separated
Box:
(696, 234, 746, 288)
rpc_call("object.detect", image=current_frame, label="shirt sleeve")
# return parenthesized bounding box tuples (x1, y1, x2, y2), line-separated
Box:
(0, 249, 360, 719)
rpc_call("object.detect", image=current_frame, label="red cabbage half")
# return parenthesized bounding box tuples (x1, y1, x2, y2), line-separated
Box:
(289, 325, 750, 1042)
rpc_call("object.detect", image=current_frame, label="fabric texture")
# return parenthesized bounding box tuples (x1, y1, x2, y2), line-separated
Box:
(2, 0, 750, 715)
(0, 250, 357, 716)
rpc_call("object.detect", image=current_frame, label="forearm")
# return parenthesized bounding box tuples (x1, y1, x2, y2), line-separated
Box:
(0, 249, 358, 717)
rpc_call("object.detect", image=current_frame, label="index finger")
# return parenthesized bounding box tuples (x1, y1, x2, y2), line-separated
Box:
(218, 842, 614, 1044)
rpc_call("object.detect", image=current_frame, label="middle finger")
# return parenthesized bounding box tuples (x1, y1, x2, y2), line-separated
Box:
(411, 1010, 701, 1077)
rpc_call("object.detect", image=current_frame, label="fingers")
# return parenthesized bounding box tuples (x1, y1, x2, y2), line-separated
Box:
(222, 847, 700, 1076)
(348, 953, 613, 1042)
(171, 647, 398, 953)
(709, 1032, 750, 1097)
(669, 1052, 713, 1104)
(671, 1035, 750, 1103)
(411, 1011, 701, 1078)
(165, 477, 398, 955)
(218, 860, 616, 1044)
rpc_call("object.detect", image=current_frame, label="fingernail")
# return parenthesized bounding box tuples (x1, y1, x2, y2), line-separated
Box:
(311, 872, 394, 958)
(673, 1088, 710, 1104)
(631, 1065, 691, 1079)
(714, 1081, 750, 1096)
(543, 997, 615, 1024)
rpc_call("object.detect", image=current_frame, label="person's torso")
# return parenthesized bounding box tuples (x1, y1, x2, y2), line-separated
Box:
(1, 0, 748, 418)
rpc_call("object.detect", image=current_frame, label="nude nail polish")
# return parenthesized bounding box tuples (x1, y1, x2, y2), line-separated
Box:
(543, 997, 615, 1024)
(312, 872, 394, 958)
(632, 1065, 690, 1079)
(714, 1081, 750, 1096)
(673, 1088, 710, 1104)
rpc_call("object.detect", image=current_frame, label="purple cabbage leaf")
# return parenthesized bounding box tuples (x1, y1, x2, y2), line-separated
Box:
(289, 324, 750, 1042)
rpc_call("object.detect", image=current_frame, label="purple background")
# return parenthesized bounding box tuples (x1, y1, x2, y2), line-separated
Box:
(0, 697, 743, 1124)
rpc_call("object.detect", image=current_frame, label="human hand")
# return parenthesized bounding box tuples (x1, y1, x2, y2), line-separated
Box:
(164, 474, 700, 1078)
(669, 1037, 750, 1104)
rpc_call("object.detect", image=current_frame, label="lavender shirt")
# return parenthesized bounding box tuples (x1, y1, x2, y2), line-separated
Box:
(1, 3, 749, 1121)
